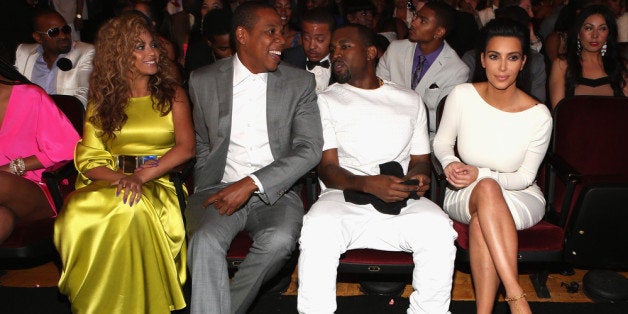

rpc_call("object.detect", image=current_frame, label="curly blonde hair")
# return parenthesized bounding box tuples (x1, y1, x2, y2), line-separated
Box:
(89, 11, 178, 141)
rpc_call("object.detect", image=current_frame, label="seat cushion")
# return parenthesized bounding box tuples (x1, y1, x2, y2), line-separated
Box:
(340, 249, 413, 266)
(226, 231, 253, 260)
(0, 218, 54, 249)
(453, 220, 564, 252)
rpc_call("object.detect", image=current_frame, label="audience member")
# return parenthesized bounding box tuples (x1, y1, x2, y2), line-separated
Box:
(442, 0, 481, 56)
(548, 4, 627, 108)
(434, 19, 552, 314)
(0, 56, 79, 244)
(14, 9, 95, 107)
(542, 0, 588, 62)
(538, 0, 565, 39)
(344, 0, 376, 29)
(185, 8, 233, 72)
(283, 8, 336, 92)
(477, 0, 499, 27)
(372, 0, 407, 41)
(499, 0, 543, 52)
(463, 5, 546, 102)
(394, 0, 414, 28)
(54, 12, 195, 313)
(50, 0, 88, 41)
(185, 2, 323, 314)
(297, 23, 457, 314)
(606, 0, 627, 42)
(273, 0, 302, 49)
(378, 1, 469, 141)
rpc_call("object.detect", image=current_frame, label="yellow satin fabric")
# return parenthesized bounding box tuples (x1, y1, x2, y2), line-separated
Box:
(54, 96, 186, 314)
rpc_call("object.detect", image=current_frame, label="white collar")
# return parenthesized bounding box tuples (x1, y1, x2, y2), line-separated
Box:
(233, 53, 268, 86)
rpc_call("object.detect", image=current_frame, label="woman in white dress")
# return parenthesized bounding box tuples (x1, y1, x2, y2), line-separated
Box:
(433, 19, 552, 314)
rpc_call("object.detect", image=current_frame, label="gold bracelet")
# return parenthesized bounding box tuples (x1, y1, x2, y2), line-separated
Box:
(504, 292, 527, 302)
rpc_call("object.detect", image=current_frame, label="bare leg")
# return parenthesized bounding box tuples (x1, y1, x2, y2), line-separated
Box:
(469, 214, 500, 314)
(468, 178, 531, 314)
(0, 172, 53, 243)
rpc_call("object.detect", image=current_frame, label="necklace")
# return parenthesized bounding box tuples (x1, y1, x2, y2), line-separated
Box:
(377, 77, 384, 87)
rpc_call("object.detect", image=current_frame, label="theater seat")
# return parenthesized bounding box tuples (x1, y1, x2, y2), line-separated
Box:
(545, 96, 628, 269)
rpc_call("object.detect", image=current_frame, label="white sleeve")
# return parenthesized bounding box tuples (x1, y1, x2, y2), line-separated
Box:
(409, 94, 430, 155)
(433, 86, 462, 167)
(376, 49, 392, 81)
(318, 94, 338, 151)
(477, 113, 552, 190)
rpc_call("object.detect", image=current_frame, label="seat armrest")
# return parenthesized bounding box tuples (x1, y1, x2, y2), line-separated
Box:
(545, 153, 583, 228)
(545, 153, 581, 184)
(430, 152, 446, 182)
(42, 160, 77, 211)
(430, 152, 447, 206)
(42, 160, 76, 182)
(169, 158, 196, 215)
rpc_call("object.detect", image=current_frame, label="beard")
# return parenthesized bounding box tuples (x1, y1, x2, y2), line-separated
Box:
(332, 62, 351, 84)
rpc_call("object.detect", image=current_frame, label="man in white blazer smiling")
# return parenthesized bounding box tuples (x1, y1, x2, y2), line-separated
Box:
(14, 9, 94, 107)
(377, 1, 468, 141)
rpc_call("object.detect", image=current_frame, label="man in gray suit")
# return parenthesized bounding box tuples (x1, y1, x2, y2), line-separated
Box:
(186, 2, 323, 314)
(377, 1, 468, 141)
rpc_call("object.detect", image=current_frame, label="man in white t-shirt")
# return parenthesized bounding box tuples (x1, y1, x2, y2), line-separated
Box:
(297, 24, 457, 314)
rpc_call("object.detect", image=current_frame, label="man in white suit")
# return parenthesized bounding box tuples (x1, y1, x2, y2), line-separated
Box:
(377, 1, 468, 141)
(15, 9, 94, 107)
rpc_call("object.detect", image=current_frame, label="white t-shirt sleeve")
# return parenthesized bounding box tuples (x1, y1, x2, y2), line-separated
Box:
(409, 94, 431, 155)
(318, 94, 338, 151)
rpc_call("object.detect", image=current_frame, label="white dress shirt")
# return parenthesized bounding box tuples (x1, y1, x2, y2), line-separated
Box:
(222, 54, 275, 192)
(306, 55, 332, 93)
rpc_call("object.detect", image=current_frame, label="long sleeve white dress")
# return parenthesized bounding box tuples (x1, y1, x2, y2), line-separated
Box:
(433, 83, 552, 230)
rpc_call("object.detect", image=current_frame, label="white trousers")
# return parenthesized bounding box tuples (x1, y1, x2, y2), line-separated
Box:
(297, 189, 458, 314)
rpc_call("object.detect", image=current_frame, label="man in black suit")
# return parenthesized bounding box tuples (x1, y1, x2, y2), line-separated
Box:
(282, 8, 336, 93)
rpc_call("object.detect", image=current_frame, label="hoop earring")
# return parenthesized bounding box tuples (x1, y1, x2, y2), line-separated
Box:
(577, 39, 582, 55)
(601, 43, 607, 57)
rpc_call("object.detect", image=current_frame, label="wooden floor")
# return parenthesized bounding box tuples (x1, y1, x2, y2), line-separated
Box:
(0, 262, 609, 303)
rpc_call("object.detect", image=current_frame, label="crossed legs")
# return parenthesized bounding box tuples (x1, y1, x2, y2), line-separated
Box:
(468, 178, 531, 314)
(0, 172, 53, 243)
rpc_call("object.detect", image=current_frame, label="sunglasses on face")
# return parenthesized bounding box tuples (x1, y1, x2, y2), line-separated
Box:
(37, 24, 72, 38)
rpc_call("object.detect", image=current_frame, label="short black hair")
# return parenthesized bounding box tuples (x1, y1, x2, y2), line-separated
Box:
(423, 1, 455, 37)
(203, 8, 232, 40)
(32, 9, 63, 30)
(231, 1, 275, 43)
(336, 23, 376, 48)
(302, 7, 337, 31)
(495, 5, 530, 26)
(344, 0, 376, 15)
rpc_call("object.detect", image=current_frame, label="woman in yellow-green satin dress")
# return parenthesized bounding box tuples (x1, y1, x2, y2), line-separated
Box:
(54, 12, 195, 314)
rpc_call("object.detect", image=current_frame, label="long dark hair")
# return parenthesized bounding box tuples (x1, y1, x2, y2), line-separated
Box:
(564, 4, 625, 97)
(472, 18, 531, 93)
(0, 56, 31, 85)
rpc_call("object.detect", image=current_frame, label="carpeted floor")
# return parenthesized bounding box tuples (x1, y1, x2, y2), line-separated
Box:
(2, 287, 628, 314)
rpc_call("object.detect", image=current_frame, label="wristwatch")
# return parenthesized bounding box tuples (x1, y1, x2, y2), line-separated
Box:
(75, 14, 82, 19)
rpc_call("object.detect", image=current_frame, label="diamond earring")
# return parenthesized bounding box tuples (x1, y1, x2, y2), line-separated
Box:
(577, 39, 582, 55)
(601, 43, 607, 57)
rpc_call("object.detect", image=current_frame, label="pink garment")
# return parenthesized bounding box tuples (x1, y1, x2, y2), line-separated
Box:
(0, 84, 80, 185)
